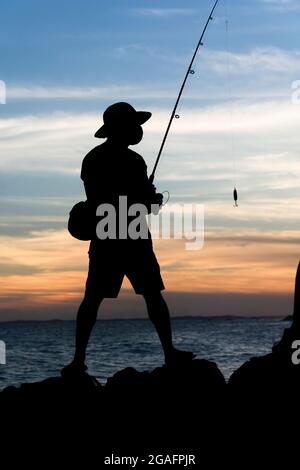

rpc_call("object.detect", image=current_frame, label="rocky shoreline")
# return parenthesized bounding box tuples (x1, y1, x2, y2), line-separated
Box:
(1, 347, 299, 460)
(2, 262, 300, 464)
(0, 341, 299, 470)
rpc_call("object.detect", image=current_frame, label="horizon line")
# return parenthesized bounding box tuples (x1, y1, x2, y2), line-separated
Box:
(0, 314, 292, 323)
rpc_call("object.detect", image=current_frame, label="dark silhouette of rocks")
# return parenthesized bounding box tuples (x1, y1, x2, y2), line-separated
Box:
(229, 262, 300, 394)
(1, 352, 298, 464)
(1, 359, 226, 460)
(2, 264, 300, 463)
(224, 264, 300, 465)
(228, 350, 300, 392)
(282, 314, 293, 321)
(227, 350, 300, 465)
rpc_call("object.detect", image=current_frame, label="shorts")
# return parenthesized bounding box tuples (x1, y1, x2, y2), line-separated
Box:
(85, 240, 165, 298)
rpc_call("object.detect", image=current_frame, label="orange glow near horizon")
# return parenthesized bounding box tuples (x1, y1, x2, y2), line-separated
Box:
(0, 228, 298, 314)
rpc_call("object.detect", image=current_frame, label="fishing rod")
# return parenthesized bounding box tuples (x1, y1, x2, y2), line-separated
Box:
(149, 0, 220, 185)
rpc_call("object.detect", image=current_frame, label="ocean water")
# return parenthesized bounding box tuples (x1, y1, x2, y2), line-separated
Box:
(0, 317, 290, 390)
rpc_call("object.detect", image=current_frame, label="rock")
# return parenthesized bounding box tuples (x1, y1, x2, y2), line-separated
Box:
(282, 315, 293, 321)
(0, 359, 226, 454)
(1, 356, 298, 464)
(288, 261, 300, 330)
(1, 372, 102, 397)
(227, 350, 300, 465)
(105, 359, 226, 399)
(227, 261, 300, 464)
(228, 351, 300, 394)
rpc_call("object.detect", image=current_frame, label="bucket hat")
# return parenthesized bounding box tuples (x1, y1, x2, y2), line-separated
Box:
(95, 102, 152, 138)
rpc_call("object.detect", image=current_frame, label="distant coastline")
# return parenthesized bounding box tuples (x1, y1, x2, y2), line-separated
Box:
(0, 315, 291, 323)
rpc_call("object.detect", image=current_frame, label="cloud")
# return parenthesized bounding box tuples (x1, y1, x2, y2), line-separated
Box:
(0, 227, 298, 320)
(1, 88, 300, 306)
(7, 84, 178, 101)
(112, 44, 300, 76)
(148, 100, 300, 135)
(1, 98, 300, 242)
(201, 47, 300, 74)
(133, 8, 195, 18)
(3, 46, 299, 107)
(0, 261, 42, 276)
(1, 98, 300, 211)
(259, 0, 300, 12)
(0, 99, 298, 148)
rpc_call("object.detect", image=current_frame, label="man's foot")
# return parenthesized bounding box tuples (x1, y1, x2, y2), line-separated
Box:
(165, 348, 196, 366)
(61, 361, 88, 378)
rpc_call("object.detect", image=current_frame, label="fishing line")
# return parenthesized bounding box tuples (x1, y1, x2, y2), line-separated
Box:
(224, 0, 239, 207)
(149, 0, 238, 209)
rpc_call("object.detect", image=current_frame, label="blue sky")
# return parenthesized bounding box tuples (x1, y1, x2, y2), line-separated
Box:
(1, 0, 300, 319)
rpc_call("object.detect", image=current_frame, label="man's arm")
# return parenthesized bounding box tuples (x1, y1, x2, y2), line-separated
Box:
(136, 158, 163, 213)
(81, 148, 109, 205)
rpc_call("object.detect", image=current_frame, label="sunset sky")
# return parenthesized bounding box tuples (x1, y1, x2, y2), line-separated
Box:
(1, 0, 300, 320)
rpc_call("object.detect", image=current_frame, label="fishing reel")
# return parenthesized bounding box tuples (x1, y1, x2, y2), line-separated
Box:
(150, 184, 170, 215)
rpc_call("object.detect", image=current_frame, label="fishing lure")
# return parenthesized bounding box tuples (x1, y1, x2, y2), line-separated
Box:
(233, 187, 238, 207)
(224, 0, 239, 207)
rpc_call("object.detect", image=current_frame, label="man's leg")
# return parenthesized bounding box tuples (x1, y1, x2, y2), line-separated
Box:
(143, 291, 173, 358)
(62, 292, 103, 375)
(143, 291, 195, 364)
(73, 292, 104, 365)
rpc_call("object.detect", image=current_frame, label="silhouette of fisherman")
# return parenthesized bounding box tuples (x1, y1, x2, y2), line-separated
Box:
(62, 102, 195, 376)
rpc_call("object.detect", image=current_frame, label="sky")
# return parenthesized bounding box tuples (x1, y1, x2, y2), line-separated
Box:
(0, 0, 300, 320)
